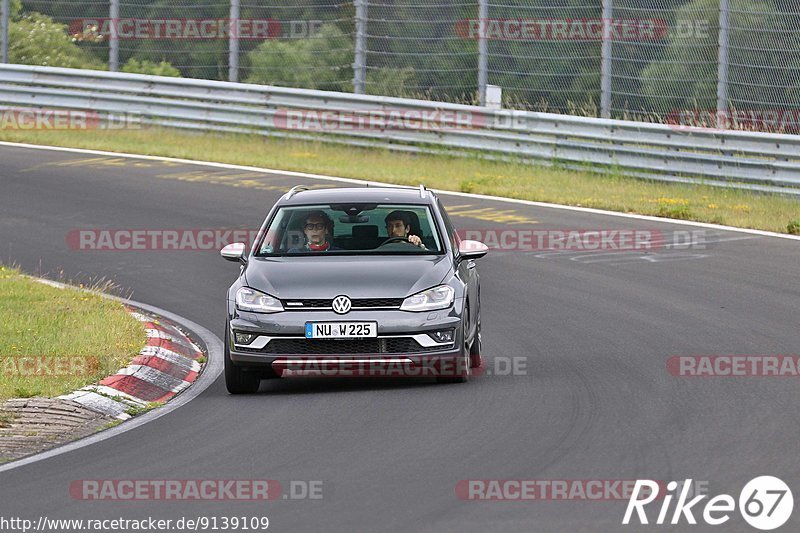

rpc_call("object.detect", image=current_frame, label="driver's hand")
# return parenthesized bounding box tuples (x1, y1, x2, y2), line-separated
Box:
(408, 235, 422, 247)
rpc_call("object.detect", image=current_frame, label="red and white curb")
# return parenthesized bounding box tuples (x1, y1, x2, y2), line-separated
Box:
(59, 306, 205, 421)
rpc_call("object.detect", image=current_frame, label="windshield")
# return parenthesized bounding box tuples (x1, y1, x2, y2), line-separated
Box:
(255, 204, 443, 256)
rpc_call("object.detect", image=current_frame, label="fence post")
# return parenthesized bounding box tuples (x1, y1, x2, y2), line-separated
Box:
(353, 0, 368, 94)
(229, 0, 240, 82)
(109, 0, 119, 71)
(478, 0, 488, 105)
(716, 0, 730, 115)
(600, 0, 613, 118)
(2, 0, 11, 63)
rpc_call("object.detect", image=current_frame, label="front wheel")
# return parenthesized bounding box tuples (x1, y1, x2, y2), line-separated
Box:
(437, 310, 470, 384)
(224, 328, 261, 394)
(470, 302, 482, 369)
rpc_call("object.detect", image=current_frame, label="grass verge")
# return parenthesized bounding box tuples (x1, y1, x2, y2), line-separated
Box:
(1, 128, 798, 233)
(0, 266, 145, 402)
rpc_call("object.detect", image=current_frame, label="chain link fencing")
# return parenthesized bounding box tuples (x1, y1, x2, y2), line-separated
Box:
(3, 0, 800, 131)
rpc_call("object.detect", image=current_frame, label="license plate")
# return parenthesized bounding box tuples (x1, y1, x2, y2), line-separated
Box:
(305, 322, 378, 339)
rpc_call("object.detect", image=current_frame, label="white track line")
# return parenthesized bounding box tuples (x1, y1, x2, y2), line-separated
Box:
(2, 140, 798, 242)
(0, 296, 223, 474)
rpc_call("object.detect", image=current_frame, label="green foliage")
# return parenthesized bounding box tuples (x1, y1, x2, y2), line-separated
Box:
(657, 204, 693, 220)
(725, 3, 800, 109)
(125, 402, 162, 417)
(9, 0, 22, 19)
(124, 0, 229, 80)
(121, 59, 182, 77)
(9, 12, 105, 69)
(788, 220, 800, 235)
(641, 0, 800, 113)
(7, 0, 800, 118)
(640, 0, 719, 113)
(245, 24, 353, 91)
(365, 67, 416, 97)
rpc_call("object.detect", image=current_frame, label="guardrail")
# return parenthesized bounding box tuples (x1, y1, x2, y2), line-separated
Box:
(1, 64, 799, 195)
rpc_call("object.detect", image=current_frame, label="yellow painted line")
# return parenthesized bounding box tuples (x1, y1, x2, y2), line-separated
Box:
(22, 156, 184, 172)
(153, 170, 337, 193)
(156, 172, 287, 191)
(445, 204, 537, 225)
(24, 154, 535, 223)
(155, 171, 260, 183)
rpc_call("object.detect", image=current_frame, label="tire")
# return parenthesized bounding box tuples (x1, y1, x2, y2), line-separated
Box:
(470, 300, 482, 369)
(224, 328, 261, 394)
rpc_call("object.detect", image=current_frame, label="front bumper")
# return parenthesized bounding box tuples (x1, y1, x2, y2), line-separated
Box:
(228, 307, 467, 376)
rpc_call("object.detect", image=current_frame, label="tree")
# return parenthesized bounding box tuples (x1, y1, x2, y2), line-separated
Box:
(639, 0, 718, 114)
(244, 24, 353, 91)
(640, 0, 800, 115)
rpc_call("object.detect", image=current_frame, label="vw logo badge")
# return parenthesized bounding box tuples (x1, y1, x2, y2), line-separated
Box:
(332, 295, 352, 315)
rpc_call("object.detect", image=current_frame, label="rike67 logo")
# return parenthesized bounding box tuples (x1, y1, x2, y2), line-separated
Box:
(623, 476, 793, 530)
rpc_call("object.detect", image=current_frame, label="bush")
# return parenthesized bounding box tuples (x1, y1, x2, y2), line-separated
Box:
(366, 67, 416, 97)
(9, 12, 104, 69)
(121, 59, 181, 77)
(788, 220, 800, 235)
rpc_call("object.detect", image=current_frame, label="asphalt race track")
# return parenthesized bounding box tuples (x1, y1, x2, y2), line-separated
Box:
(1, 144, 799, 532)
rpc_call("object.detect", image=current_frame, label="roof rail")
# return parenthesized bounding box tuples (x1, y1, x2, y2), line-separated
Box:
(286, 185, 309, 199)
(418, 184, 427, 199)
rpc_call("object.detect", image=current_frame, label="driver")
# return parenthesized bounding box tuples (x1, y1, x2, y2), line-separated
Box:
(289, 210, 339, 252)
(384, 210, 425, 248)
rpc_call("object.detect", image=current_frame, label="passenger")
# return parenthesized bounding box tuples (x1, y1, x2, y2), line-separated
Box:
(289, 211, 339, 252)
(384, 210, 425, 248)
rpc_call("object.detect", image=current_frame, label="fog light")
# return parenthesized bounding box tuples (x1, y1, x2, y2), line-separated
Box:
(429, 329, 454, 343)
(234, 331, 257, 345)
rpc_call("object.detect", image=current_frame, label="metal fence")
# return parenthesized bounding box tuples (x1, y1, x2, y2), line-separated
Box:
(1, 64, 799, 195)
(2, 0, 800, 130)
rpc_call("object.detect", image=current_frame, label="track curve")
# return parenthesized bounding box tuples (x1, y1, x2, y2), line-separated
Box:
(1, 144, 799, 531)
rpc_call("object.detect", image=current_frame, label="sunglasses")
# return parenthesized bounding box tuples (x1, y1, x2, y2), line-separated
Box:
(304, 222, 327, 230)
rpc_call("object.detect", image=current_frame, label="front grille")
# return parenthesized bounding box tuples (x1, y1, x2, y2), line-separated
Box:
(352, 298, 403, 308)
(281, 298, 403, 309)
(239, 337, 450, 355)
(284, 299, 329, 308)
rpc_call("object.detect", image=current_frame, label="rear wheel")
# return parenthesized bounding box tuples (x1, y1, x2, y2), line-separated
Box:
(224, 328, 261, 394)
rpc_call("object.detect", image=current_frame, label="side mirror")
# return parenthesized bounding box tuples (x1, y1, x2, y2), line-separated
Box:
(220, 242, 247, 263)
(459, 240, 488, 259)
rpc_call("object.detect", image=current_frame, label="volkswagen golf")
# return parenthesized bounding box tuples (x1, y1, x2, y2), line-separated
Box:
(220, 185, 488, 393)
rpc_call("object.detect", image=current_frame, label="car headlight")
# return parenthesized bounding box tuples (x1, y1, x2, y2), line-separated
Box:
(235, 287, 284, 313)
(400, 285, 455, 312)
